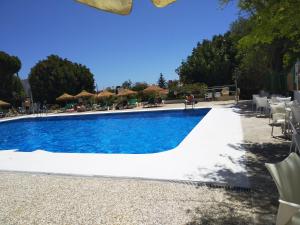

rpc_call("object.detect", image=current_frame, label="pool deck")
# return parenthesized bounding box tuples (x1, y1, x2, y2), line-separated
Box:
(0, 100, 290, 224)
(0, 101, 248, 188)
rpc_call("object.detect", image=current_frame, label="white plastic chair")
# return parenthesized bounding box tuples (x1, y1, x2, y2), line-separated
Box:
(286, 211, 300, 225)
(271, 96, 281, 104)
(291, 106, 300, 129)
(269, 102, 285, 120)
(265, 153, 300, 225)
(289, 122, 300, 154)
(252, 94, 259, 111)
(256, 96, 268, 115)
(270, 103, 286, 136)
(277, 97, 292, 103)
(286, 101, 298, 110)
(214, 92, 221, 99)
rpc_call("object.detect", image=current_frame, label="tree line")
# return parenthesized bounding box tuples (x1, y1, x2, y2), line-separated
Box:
(0, 53, 95, 105)
(0, 52, 173, 106)
(177, 0, 300, 98)
(0, 51, 25, 105)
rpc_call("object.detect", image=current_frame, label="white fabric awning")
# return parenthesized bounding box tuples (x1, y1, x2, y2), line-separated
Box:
(76, 0, 176, 15)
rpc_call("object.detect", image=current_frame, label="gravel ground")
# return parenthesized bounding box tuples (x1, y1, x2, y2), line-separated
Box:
(0, 173, 253, 225)
(0, 101, 289, 225)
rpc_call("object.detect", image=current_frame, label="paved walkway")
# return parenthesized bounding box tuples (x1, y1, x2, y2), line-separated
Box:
(236, 101, 290, 224)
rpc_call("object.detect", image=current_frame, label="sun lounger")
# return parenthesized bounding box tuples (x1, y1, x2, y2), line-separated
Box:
(128, 98, 138, 108)
(143, 98, 162, 108)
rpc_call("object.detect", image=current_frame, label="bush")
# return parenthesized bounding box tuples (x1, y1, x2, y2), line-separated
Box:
(167, 83, 207, 99)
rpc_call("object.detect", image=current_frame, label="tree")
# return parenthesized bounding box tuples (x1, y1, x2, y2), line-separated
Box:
(105, 87, 116, 93)
(222, 0, 300, 69)
(157, 73, 167, 88)
(221, 0, 300, 97)
(0, 51, 25, 105)
(176, 32, 237, 86)
(167, 79, 179, 89)
(28, 55, 95, 103)
(122, 80, 132, 89)
(167, 82, 207, 99)
(131, 82, 148, 92)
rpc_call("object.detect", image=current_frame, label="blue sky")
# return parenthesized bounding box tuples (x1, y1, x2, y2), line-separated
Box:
(0, 0, 239, 88)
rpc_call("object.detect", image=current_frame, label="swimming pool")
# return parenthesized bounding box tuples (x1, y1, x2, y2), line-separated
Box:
(0, 109, 210, 154)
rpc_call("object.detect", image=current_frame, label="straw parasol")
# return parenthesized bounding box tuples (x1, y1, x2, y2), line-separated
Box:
(75, 90, 94, 99)
(97, 90, 115, 98)
(117, 89, 137, 96)
(76, 0, 176, 15)
(143, 85, 166, 94)
(56, 93, 74, 102)
(0, 100, 10, 107)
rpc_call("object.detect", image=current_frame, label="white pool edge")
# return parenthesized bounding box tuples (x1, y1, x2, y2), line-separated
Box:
(0, 106, 248, 187)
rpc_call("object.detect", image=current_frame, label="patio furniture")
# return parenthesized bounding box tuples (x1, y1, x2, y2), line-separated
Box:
(155, 97, 163, 106)
(221, 87, 229, 96)
(270, 103, 286, 136)
(289, 122, 300, 154)
(205, 92, 213, 101)
(185, 95, 195, 109)
(265, 153, 300, 225)
(255, 96, 268, 115)
(286, 211, 300, 225)
(269, 102, 285, 123)
(116, 99, 131, 110)
(277, 97, 292, 103)
(92, 104, 101, 110)
(284, 102, 296, 137)
(143, 98, 157, 108)
(214, 92, 221, 99)
(252, 94, 259, 111)
(271, 96, 281, 104)
(128, 98, 138, 108)
(286, 101, 298, 110)
(291, 106, 300, 129)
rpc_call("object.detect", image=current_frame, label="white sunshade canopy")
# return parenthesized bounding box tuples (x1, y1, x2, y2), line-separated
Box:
(76, 0, 176, 15)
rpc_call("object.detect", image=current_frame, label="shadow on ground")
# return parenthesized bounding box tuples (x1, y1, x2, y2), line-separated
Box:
(185, 203, 252, 225)
(185, 101, 290, 225)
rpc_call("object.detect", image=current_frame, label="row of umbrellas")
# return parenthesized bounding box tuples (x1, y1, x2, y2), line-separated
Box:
(56, 86, 167, 102)
(0, 86, 168, 106)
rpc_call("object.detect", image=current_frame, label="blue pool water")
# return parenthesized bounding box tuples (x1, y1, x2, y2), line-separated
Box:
(0, 109, 210, 154)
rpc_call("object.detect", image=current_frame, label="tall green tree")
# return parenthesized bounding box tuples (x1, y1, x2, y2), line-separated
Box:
(228, 17, 276, 97)
(28, 55, 95, 103)
(176, 32, 237, 86)
(0, 51, 25, 105)
(222, 0, 300, 69)
(221, 0, 300, 97)
(157, 73, 167, 88)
